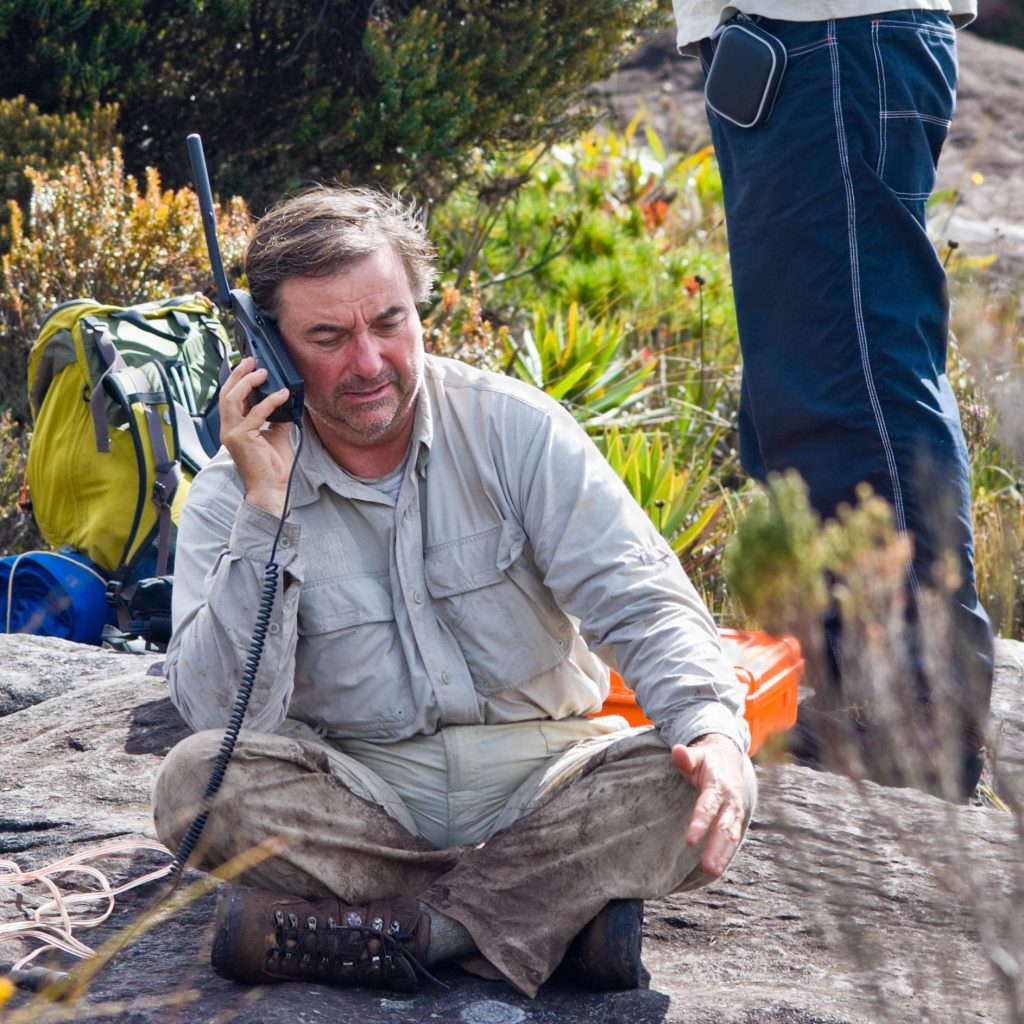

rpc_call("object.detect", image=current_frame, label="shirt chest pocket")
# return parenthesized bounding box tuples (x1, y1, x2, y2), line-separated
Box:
(297, 573, 394, 636)
(294, 575, 411, 735)
(424, 522, 572, 694)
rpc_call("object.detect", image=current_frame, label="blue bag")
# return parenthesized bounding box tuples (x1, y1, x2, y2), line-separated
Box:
(0, 549, 116, 645)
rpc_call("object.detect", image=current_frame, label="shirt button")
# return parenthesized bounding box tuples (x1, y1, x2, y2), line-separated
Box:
(268, 622, 280, 634)
(413, 590, 423, 604)
(441, 671, 451, 685)
(279, 536, 291, 549)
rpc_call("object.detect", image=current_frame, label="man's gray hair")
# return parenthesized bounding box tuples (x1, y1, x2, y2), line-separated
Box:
(245, 185, 437, 316)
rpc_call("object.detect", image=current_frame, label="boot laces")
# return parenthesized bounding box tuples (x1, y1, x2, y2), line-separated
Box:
(268, 908, 445, 987)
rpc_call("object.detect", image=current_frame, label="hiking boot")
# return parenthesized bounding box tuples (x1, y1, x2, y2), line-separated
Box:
(563, 899, 646, 991)
(210, 886, 431, 992)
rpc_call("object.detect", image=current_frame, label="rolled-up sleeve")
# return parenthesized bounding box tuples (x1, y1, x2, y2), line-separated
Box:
(164, 455, 303, 733)
(512, 399, 750, 753)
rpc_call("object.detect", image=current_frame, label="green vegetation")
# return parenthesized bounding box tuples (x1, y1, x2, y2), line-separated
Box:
(0, 91, 1020, 640)
(0, 149, 251, 423)
(428, 123, 1024, 638)
(0, 1, 664, 207)
(0, 97, 119, 249)
(598, 424, 725, 569)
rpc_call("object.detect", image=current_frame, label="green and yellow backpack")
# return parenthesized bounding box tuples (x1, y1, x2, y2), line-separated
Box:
(25, 294, 235, 643)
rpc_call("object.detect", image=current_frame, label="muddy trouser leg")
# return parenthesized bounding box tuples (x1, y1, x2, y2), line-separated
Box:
(153, 725, 756, 997)
(421, 726, 757, 996)
(153, 727, 462, 900)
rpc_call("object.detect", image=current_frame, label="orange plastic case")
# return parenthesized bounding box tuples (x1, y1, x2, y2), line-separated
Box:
(595, 628, 803, 755)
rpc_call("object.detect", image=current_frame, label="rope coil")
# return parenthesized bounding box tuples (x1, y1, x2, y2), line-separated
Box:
(1, 841, 174, 971)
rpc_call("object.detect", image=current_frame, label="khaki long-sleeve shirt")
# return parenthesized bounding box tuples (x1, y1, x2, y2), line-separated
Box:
(165, 355, 749, 753)
(673, 0, 978, 50)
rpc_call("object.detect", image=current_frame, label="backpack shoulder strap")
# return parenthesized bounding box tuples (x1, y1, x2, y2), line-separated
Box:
(101, 364, 183, 576)
(27, 299, 116, 421)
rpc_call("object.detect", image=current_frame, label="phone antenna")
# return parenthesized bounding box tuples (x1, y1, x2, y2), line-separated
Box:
(186, 133, 233, 310)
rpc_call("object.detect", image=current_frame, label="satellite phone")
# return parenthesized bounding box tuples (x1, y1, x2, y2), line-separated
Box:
(186, 133, 305, 423)
(170, 136, 308, 878)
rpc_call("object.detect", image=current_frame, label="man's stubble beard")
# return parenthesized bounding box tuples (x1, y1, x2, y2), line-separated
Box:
(314, 358, 423, 448)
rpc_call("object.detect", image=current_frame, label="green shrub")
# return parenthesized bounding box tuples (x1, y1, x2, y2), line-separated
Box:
(0, 1, 665, 207)
(723, 471, 831, 640)
(433, 126, 740, 449)
(503, 301, 660, 428)
(434, 125, 729, 325)
(428, 122, 746, 619)
(0, 411, 42, 555)
(0, 96, 120, 248)
(0, 148, 250, 422)
(597, 424, 724, 564)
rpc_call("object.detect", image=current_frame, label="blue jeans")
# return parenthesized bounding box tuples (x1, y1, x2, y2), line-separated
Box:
(701, 11, 993, 789)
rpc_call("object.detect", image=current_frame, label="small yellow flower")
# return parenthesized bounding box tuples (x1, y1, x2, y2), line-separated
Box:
(971, 172, 985, 185)
(0, 975, 16, 1008)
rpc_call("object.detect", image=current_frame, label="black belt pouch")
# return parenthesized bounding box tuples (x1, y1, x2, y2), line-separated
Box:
(705, 19, 787, 129)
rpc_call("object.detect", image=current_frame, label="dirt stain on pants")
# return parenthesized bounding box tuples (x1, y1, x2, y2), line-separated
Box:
(153, 721, 756, 997)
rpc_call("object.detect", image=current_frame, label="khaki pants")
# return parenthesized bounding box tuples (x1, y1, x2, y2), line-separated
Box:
(153, 717, 757, 997)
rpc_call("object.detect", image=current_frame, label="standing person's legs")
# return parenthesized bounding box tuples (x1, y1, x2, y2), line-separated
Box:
(700, 11, 993, 795)
(153, 720, 756, 996)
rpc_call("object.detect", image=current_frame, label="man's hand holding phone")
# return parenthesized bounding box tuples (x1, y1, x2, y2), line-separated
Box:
(219, 356, 296, 517)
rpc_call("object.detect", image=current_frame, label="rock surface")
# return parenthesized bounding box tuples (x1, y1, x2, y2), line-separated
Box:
(1, 634, 1022, 1023)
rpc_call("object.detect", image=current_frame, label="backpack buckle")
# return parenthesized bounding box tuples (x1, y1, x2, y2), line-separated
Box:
(104, 578, 124, 606)
(152, 479, 170, 507)
(152, 462, 181, 508)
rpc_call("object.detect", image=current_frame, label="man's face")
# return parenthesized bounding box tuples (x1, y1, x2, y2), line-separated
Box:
(275, 247, 424, 466)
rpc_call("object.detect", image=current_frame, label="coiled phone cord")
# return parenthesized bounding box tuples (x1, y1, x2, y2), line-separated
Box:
(171, 423, 305, 877)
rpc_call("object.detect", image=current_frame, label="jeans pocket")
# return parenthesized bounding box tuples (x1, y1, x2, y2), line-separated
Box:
(872, 19, 957, 201)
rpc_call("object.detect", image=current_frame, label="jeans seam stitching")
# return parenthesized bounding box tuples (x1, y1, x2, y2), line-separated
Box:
(873, 20, 954, 38)
(828, 19, 921, 601)
(788, 40, 830, 57)
(872, 21, 886, 178)
(881, 111, 952, 126)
